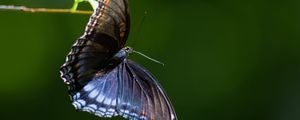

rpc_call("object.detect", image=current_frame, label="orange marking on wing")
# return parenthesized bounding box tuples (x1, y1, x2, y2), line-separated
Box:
(101, 0, 111, 18)
(150, 116, 155, 120)
(142, 111, 147, 116)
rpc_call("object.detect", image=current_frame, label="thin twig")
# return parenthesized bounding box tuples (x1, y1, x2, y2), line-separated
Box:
(0, 5, 93, 15)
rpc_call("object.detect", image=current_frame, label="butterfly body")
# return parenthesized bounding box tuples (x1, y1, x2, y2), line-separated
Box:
(60, 0, 177, 120)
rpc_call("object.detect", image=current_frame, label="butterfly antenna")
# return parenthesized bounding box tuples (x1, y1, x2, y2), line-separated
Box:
(133, 50, 165, 66)
(131, 11, 148, 47)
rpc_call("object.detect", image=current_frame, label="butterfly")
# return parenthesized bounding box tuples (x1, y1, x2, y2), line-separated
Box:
(60, 0, 177, 120)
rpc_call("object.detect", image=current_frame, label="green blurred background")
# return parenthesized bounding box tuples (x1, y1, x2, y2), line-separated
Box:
(0, 0, 300, 120)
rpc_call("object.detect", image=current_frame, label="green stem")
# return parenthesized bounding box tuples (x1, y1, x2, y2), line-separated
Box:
(70, 0, 85, 12)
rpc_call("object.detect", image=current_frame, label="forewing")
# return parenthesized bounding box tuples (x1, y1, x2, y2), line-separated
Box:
(85, 0, 130, 47)
(60, 0, 130, 93)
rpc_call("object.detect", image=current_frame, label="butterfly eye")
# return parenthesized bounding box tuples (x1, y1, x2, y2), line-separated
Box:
(125, 47, 133, 53)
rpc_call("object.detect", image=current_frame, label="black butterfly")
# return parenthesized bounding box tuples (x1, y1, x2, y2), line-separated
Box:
(60, 0, 177, 120)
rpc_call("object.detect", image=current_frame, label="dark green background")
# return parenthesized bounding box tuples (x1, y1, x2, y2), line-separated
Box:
(0, 0, 299, 120)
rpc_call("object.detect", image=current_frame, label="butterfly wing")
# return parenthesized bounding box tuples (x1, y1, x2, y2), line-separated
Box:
(121, 60, 177, 120)
(71, 59, 177, 120)
(60, 0, 130, 94)
(60, 36, 119, 94)
(85, 0, 130, 46)
(60, 0, 177, 119)
(72, 64, 120, 117)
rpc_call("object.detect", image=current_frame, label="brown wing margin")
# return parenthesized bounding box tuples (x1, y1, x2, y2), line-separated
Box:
(84, 0, 130, 48)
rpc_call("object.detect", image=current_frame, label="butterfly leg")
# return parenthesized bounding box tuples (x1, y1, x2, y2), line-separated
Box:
(71, 0, 85, 12)
(71, 0, 98, 12)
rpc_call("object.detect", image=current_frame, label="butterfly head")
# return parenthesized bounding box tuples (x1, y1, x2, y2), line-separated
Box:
(124, 46, 133, 55)
(111, 46, 133, 61)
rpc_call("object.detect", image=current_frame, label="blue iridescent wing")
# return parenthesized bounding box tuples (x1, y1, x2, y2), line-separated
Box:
(71, 59, 177, 120)
(72, 64, 120, 117)
(122, 60, 177, 120)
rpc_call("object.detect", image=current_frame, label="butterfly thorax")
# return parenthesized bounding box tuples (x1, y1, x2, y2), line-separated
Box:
(100, 46, 133, 71)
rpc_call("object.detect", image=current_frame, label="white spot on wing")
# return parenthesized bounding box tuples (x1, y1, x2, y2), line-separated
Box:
(103, 98, 111, 105)
(120, 109, 125, 113)
(76, 99, 86, 106)
(108, 108, 115, 113)
(88, 104, 98, 110)
(99, 107, 106, 112)
(83, 107, 94, 113)
(124, 110, 129, 114)
(130, 113, 138, 117)
(84, 83, 95, 91)
(72, 102, 81, 109)
(95, 111, 105, 117)
(96, 93, 105, 103)
(140, 116, 147, 120)
(111, 99, 116, 106)
(88, 89, 99, 98)
(171, 114, 176, 120)
(73, 93, 81, 100)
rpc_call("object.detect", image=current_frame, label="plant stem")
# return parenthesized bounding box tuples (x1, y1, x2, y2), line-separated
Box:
(0, 5, 93, 15)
